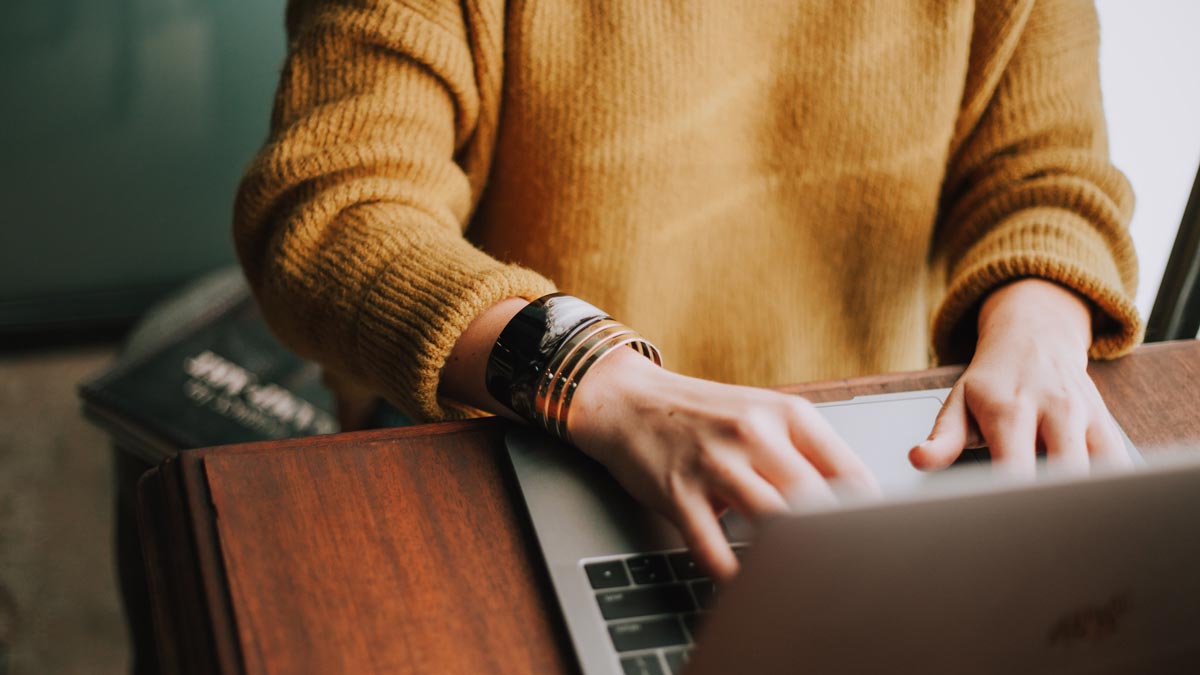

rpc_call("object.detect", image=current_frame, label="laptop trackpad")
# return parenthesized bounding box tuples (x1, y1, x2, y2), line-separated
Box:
(815, 394, 948, 496)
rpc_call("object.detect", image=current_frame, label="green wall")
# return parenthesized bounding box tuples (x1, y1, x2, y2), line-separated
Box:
(0, 0, 286, 331)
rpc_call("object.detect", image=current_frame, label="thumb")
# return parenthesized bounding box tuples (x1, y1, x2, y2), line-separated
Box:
(910, 385, 969, 471)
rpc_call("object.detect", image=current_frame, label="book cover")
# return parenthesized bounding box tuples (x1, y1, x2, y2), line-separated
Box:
(80, 291, 338, 463)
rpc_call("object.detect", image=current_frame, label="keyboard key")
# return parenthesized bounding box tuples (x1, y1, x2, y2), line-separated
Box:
(585, 560, 631, 589)
(681, 612, 704, 641)
(667, 552, 703, 580)
(620, 654, 664, 675)
(626, 554, 672, 584)
(609, 617, 689, 652)
(663, 649, 689, 674)
(596, 584, 695, 620)
(690, 579, 716, 610)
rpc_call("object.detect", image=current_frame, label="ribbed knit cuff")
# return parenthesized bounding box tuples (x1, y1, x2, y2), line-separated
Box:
(352, 228, 557, 423)
(932, 208, 1142, 365)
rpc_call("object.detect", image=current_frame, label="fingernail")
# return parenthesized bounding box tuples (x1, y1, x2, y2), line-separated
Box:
(908, 446, 928, 466)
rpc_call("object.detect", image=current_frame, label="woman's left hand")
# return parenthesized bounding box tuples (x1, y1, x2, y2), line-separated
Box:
(909, 278, 1131, 477)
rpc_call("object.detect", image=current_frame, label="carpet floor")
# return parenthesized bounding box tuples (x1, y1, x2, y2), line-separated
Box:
(0, 345, 127, 675)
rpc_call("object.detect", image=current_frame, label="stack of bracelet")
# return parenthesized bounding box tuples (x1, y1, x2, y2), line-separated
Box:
(485, 293, 662, 442)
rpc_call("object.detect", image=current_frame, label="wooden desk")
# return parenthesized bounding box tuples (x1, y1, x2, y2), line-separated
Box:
(138, 341, 1200, 675)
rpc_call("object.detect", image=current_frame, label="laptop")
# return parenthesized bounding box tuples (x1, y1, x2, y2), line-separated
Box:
(504, 388, 1199, 674)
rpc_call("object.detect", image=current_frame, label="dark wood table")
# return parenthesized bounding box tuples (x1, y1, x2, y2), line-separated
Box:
(137, 341, 1200, 675)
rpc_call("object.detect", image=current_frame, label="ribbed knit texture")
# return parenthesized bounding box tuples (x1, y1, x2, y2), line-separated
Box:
(234, 0, 1140, 422)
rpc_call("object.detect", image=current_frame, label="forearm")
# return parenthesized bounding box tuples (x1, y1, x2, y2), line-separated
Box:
(437, 297, 530, 421)
(930, 0, 1139, 365)
(437, 297, 662, 427)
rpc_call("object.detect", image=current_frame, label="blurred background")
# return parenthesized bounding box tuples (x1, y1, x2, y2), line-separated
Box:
(0, 1, 1197, 674)
(0, 1, 287, 673)
(0, 0, 285, 343)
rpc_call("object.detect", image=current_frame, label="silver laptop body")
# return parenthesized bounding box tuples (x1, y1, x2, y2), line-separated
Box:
(504, 388, 1181, 675)
(687, 453, 1200, 674)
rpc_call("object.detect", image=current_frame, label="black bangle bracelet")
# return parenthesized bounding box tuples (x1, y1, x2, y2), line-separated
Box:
(485, 293, 610, 419)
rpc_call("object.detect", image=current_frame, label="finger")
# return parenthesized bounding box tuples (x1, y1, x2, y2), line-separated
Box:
(752, 424, 842, 507)
(976, 400, 1038, 479)
(1086, 412, 1133, 469)
(910, 384, 970, 471)
(672, 489, 738, 582)
(755, 445, 839, 509)
(707, 456, 790, 518)
(784, 402, 879, 495)
(1038, 407, 1089, 477)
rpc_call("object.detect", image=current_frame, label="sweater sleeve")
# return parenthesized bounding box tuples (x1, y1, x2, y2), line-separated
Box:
(930, 0, 1141, 365)
(233, 0, 556, 422)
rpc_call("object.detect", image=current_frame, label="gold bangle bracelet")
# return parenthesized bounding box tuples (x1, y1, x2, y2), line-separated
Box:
(534, 319, 626, 430)
(535, 323, 631, 433)
(526, 313, 661, 441)
(546, 326, 638, 438)
(537, 326, 661, 440)
(555, 335, 660, 442)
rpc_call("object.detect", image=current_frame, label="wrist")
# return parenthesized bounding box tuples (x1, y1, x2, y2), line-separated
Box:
(567, 345, 665, 445)
(484, 293, 662, 439)
(440, 297, 536, 420)
(977, 278, 1092, 354)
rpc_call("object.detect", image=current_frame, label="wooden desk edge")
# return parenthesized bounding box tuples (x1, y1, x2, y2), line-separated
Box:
(139, 456, 244, 674)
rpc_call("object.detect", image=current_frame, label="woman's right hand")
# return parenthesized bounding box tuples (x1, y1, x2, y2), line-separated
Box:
(567, 347, 878, 582)
(437, 297, 876, 582)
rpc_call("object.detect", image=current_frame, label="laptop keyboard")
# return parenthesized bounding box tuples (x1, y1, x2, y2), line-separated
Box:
(581, 452, 993, 674)
(583, 546, 745, 675)
(572, 444, 1021, 674)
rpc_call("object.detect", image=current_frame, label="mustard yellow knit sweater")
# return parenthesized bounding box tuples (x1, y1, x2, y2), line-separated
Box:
(234, 0, 1140, 422)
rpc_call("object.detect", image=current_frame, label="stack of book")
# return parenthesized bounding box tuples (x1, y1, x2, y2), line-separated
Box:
(79, 271, 338, 463)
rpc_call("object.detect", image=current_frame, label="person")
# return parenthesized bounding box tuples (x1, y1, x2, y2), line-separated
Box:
(234, 0, 1140, 581)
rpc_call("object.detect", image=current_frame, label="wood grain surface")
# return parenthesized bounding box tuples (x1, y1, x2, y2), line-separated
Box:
(141, 340, 1200, 675)
(202, 422, 573, 675)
